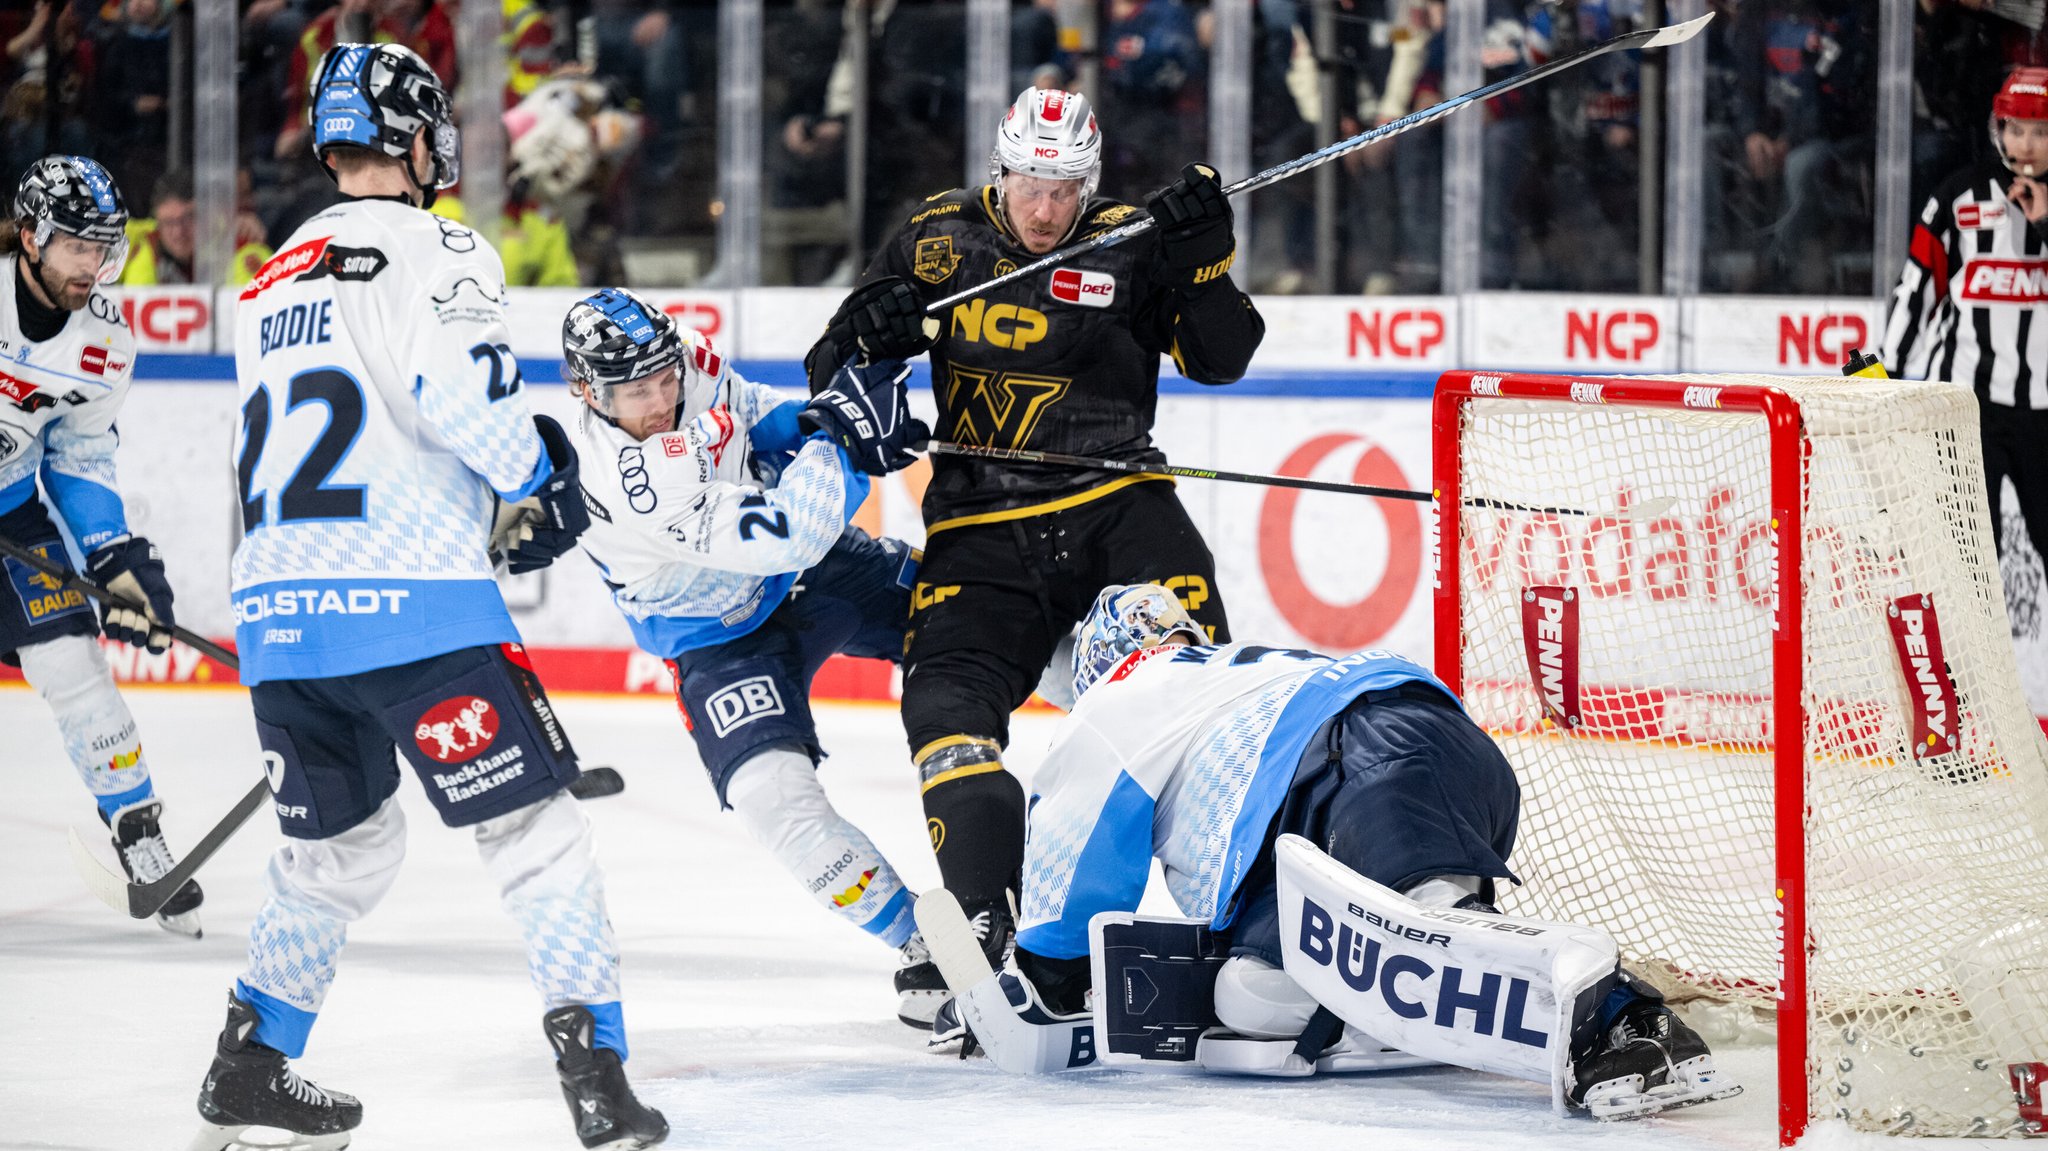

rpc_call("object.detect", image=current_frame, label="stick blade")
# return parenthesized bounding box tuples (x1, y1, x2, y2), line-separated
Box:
(914, 888, 998, 994)
(67, 825, 143, 917)
(568, 766, 626, 800)
(1643, 12, 1713, 48)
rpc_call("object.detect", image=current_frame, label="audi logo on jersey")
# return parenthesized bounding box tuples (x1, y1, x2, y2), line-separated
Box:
(617, 446, 656, 512)
(1050, 268, 1115, 307)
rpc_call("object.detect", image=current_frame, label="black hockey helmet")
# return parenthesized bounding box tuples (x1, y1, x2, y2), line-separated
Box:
(562, 287, 686, 416)
(14, 155, 129, 282)
(309, 43, 460, 203)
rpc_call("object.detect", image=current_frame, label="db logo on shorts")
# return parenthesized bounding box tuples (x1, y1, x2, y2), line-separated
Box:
(706, 676, 785, 737)
(414, 696, 500, 763)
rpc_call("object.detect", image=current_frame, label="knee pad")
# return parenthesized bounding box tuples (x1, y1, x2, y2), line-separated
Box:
(726, 747, 914, 945)
(1214, 955, 1320, 1040)
(475, 791, 622, 1011)
(475, 790, 599, 904)
(264, 793, 409, 921)
(16, 634, 148, 810)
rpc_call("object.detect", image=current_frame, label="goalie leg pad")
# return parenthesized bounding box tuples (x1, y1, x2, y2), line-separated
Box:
(1087, 913, 1228, 1067)
(1275, 834, 1620, 1115)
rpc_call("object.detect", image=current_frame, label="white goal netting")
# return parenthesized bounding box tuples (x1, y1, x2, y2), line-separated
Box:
(1442, 373, 2048, 1137)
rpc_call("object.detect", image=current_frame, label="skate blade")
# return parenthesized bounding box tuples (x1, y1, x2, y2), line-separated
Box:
(1589, 1070, 1744, 1122)
(158, 908, 204, 939)
(187, 1122, 351, 1151)
(898, 988, 948, 1029)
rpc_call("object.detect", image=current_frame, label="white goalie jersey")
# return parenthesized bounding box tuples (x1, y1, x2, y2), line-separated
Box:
(1017, 643, 1452, 960)
(572, 338, 868, 657)
(230, 200, 555, 683)
(0, 255, 138, 552)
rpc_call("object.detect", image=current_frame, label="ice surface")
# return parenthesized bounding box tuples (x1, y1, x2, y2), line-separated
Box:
(0, 688, 2003, 1150)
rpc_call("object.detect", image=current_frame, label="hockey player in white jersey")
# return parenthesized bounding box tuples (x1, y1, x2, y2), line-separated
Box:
(191, 45, 664, 1151)
(0, 154, 204, 936)
(932, 585, 1739, 1121)
(560, 287, 950, 1025)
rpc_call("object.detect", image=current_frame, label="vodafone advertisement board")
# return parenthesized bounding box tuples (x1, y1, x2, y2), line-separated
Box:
(1684, 297, 1886, 374)
(1463, 293, 1679, 372)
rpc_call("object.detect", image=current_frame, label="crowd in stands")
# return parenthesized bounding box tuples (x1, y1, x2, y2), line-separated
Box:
(0, 1, 2037, 294)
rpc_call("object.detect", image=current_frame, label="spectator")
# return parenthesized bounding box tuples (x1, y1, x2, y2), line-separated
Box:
(277, 0, 455, 162)
(1101, 0, 1204, 199)
(504, 0, 557, 107)
(1517, 0, 1643, 291)
(119, 168, 273, 286)
(89, 0, 170, 197)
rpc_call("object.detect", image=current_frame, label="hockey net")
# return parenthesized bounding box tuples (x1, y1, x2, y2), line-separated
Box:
(1432, 372, 2048, 1142)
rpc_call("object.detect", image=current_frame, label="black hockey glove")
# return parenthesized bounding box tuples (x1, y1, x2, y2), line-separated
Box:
(85, 535, 175, 654)
(831, 277, 938, 368)
(504, 415, 593, 576)
(1147, 162, 1236, 289)
(799, 358, 930, 476)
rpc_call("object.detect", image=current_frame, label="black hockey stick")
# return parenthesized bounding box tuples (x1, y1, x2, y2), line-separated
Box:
(928, 441, 1676, 519)
(0, 534, 625, 919)
(926, 12, 1713, 312)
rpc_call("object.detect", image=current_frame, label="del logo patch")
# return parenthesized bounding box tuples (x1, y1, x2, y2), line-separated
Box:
(414, 696, 500, 763)
(913, 237, 963, 284)
(1050, 268, 1116, 307)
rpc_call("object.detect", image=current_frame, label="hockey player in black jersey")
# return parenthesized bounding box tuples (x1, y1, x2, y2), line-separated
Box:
(1884, 65, 2048, 575)
(803, 86, 1266, 985)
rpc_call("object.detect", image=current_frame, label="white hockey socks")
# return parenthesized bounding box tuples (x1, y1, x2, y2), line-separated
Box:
(726, 747, 916, 947)
(16, 634, 151, 816)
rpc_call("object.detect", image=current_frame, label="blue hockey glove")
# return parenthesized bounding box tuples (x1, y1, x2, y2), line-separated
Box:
(799, 358, 930, 476)
(504, 415, 593, 575)
(85, 535, 176, 653)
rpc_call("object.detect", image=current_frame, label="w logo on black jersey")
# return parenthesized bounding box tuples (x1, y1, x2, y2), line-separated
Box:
(943, 366, 1069, 449)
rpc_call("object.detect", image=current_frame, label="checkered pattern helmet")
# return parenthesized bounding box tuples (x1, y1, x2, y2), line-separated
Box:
(1071, 584, 1200, 699)
(562, 287, 684, 411)
(989, 86, 1102, 201)
(15, 155, 129, 283)
(310, 43, 460, 191)
(1993, 66, 2048, 175)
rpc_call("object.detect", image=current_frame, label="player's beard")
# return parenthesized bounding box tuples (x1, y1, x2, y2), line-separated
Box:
(33, 260, 93, 312)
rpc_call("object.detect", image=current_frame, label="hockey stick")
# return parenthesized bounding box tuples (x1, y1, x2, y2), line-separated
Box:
(0, 535, 626, 918)
(926, 13, 1713, 312)
(928, 441, 1677, 519)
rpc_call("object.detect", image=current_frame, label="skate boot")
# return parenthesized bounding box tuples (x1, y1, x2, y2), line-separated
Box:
(543, 1005, 668, 1150)
(924, 903, 1016, 1054)
(895, 931, 949, 1029)
(192, 991, 361, 1151)
(1568, 989, 1743, 1120)
(108, 796, 203, 937)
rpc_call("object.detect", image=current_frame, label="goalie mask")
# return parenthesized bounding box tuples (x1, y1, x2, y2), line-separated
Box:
(1992, 66, 2048, 178)
(1072, 583, 1201, 700)
(562, 287, 701, 432)
(15, 155, 129, 285)
(310, 43, 461, 205)
(990, 86, 1102, 206)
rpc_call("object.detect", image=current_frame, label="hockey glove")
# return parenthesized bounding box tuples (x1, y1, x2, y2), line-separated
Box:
(799, 358, 930, 476)
(85, 535, 176, 654)
(504, 415, 593, 575)
(832, 277, 939, 368)
(1147, 163, 1236, 289)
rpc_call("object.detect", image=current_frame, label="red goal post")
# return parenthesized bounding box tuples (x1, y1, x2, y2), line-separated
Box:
(1431, 370, 2048, 1144)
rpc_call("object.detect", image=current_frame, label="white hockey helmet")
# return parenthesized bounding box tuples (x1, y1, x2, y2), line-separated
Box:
(989, 86, 1102, 202)
(1071, 584, 1202, 700)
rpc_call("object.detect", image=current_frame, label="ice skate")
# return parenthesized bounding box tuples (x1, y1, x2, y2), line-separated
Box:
(1569, 997, 1742, 1120)
(895, 931, 949, 1028)
(191, 992, 360, 1151)
(544, 1005, 668, 1149)
(108, 797, 203, 937)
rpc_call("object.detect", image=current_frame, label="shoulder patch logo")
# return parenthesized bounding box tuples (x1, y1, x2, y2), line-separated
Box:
(79, 346, 109, 375)
(241, 236, 331, 300)
(1091, 204, 1138, 226)
(297, 245, 389, 284)
(1956, 202, 2006, 230)
(1050, 268, 1116, 308)
(914, 236, 964, 284)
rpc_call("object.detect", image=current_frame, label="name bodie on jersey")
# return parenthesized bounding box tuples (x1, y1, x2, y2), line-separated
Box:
(0, 255, 138, 552)
(1884, 158, 2048, 407)
(231, 200, 555, 683)
(862, 187, 1262, 529)
(572, 337, 869, 657)
(1017, 643, 1451, 960)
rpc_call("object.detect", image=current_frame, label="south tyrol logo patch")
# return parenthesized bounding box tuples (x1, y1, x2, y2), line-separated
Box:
(414, 696, 500, 763)
(913, 237, 963, 284)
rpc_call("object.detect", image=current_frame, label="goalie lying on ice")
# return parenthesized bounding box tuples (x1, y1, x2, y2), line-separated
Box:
(930, 584, 1741, 1121)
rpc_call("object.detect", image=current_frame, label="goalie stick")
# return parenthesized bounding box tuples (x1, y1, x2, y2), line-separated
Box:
(928, 441, 1677, 520)
(925, 12, 1714, 312)
(0, 533, 626, 919)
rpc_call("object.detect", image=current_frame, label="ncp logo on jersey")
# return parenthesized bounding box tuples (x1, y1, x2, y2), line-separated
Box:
(706, 675, 785, 737)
